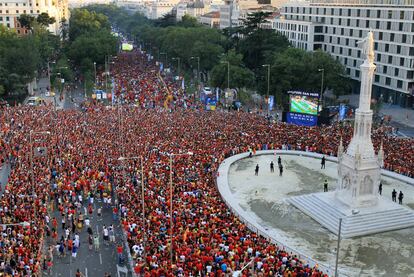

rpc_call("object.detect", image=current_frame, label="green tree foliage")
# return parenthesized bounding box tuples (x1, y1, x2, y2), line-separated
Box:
(269, 48, 350, 106)
(210, 50, 254, 89)
(37, 12, 56, 27)
(18, 14, 36, 31)
(177, 15, 200, 28)
(0, 28, 40, 95)
(85, 5, 350, 101)
(68, 9, 111, 41)
(236, 12, 290, 70)
(66, 7, 117, 86)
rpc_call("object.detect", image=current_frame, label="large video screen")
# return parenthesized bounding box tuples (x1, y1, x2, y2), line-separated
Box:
(288, 91, 319, 115)
(121, 43, 133, 51)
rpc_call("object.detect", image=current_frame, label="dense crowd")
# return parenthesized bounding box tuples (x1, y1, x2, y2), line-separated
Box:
(0, 51, 413, 276)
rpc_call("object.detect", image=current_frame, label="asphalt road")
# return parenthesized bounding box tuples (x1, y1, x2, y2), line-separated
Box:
(45, 198, 132, 277)
(0, 163, 10, 197)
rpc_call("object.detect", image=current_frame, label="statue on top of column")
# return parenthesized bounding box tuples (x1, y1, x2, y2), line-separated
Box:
(357, 31, 375, 64)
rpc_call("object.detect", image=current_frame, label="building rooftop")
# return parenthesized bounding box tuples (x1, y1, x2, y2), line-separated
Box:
(307, 0, 414, 5)
(201, 11, 220, 17)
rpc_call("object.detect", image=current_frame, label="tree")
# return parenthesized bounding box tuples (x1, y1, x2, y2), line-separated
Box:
(269, 48, 350, 107)
(37, 12, 56, 27)
(18, 14, 36, 31)
(154, 12, 176, 27)
(68, 9, 111, 41)
(240, 11, 272, 35)
(210, 50, 254, 89)
(178, 15, 200, 28)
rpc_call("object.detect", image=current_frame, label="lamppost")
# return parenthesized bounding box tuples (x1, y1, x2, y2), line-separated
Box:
(47, 60, 56, 93)
(334, 218, 342, 277)
(221, 61, 230, 107)
(117, 156, 146, 259)
(105, 56, 115, 96)
(54, 66, 68, 109)
(172, 57, 181, 76)
(190, 56, 200, 83)
(93, 62, 97, 89)
(319, 68, 325, 107)
(29, 131, 51, 199)
(152, 47, 159, 61)
(191, 56, 201, 100)
(262, 64, 270, 114)
(160, 52, 168, 66)
(221, 61, 230, 89)
(159, 151, 193, 268)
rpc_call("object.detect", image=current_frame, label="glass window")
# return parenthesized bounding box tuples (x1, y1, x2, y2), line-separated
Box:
(385, 77, 391, 85)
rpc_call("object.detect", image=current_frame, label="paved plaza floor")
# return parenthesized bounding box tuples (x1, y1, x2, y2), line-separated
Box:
(228, 154, 414, 277)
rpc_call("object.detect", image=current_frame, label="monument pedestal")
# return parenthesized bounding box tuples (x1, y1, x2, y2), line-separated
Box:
(287, 192, 414, 238)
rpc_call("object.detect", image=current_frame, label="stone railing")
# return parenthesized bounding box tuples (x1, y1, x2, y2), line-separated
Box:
(216, 150, 414, 276)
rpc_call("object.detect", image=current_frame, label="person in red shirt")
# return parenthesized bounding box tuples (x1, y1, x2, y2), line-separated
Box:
(117, 244, 123, 265)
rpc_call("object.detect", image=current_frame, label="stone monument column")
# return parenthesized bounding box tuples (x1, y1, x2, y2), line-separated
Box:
(336, 32, 381, 208)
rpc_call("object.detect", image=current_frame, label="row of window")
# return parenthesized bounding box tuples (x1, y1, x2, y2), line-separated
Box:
(284, 14, 414, 33)
(284, 6, 414, 21)
(346, 67, 405, 89)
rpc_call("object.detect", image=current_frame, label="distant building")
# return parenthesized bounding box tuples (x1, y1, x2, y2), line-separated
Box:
(0, 0, 69, 36)
(176, 0, 208, 20)
(274, 0, 414, 107)
(220, 0, 283, 29)
(199, 10, 220, 27)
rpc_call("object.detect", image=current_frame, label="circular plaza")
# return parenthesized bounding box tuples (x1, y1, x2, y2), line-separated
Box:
(218, 151, 414, 277)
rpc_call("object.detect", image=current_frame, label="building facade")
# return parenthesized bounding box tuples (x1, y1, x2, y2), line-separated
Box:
(199, 10, 220, 27)
(0, 0, 69, 36)
(274, 0, 414, 107)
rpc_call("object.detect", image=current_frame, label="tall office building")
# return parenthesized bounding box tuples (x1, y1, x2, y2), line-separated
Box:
(273, 0, 414, 107)
(0, 0, 69, 36)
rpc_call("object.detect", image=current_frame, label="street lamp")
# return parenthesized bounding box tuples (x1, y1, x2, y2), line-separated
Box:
(152, 46, 159, 61)
(160, 52, 168, 65)
(172, 57, 181, 76)
(159, 151, 194, 268)
(93, 62, 97, 89)
(319, 68, 325, 107)
(262, 64, 270, 114)
(334, 218, 343, 277)
(191, 56, 201, 100)
(47, 61, 56, 92)
(190, 56, 200, 83)
(221, 61, 230, 89)
(117, 156, 147, 259)
(29, 131, 51, 202)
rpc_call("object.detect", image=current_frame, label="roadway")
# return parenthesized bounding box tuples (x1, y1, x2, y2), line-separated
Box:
(45, 198, 133, 277)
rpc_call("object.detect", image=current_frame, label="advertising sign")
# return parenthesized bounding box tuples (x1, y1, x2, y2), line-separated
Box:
(287, 112, 318, 126)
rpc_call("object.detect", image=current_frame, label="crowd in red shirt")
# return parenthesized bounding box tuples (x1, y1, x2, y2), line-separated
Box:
(0, 51, 412, 276)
